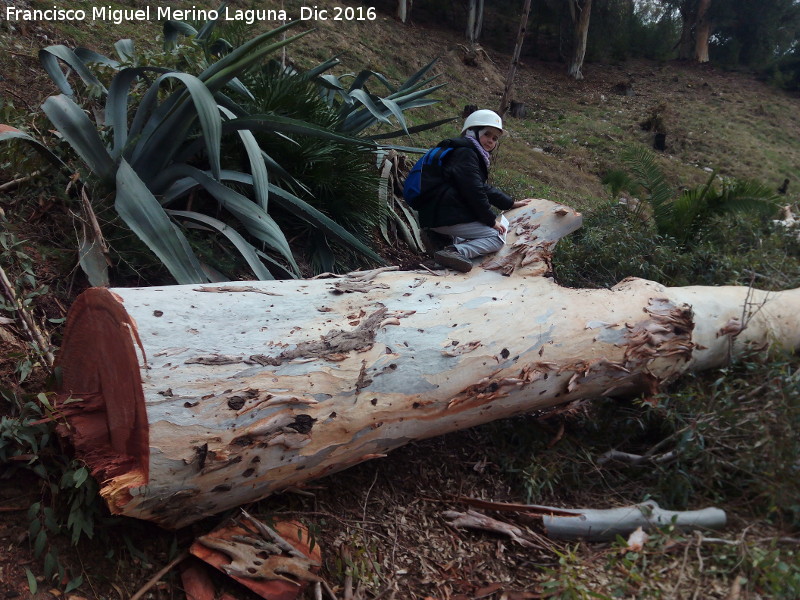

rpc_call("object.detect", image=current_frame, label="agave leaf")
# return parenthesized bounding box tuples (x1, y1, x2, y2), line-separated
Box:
(41, 95, 115, 181)
(225, 77, 254, 100)
(74, 47, 121, 69)
(225, 114, 375, 148)
(106, 66, 172, 158)
(162, 169, 382, 265)
(316, 74, 347, 94)
(254, 248, 298, 279)
(114, 40, 135, 64)
(163, 20, 199, 50)
(340, 87, 445, 135)
(158, 167, 306, 204)
(349, 69, 395, 94)
(368, 116, 457, 141)
(115, 160, 209, 284)
(393, 199, 424, 249)
(199, 22, 307, 91)
(209, 38, 235, 57)
(388, 204, 422, 251)
(156, 164, 299, 274)
(378, 97, 408, 134)
(266, 185, 385, 265)
(218, 106, 269, 211)
(128, 72, 222, 180)
(303, 57, 341, 80)
(78, 236, 110, 287)
(39, 45, 108, 97)
(386, 83, 447, 105)
(397, 58, 440, 92)
(167, 209, 274, 280)
(0, 125, 70, 172)
(196, 3, 228, 41)
(346, 89, 393, 127)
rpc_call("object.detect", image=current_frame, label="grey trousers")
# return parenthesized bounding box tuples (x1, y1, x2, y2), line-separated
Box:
(431, 221, 504, 259)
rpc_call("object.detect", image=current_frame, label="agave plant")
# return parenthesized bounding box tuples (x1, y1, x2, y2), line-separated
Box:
(15, 10, 458, 282)
(622, 147, 781, 246)
(10, 20, 403, 285)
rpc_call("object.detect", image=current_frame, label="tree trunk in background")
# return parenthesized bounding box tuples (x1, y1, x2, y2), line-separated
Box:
(499, 0, 533, 116)
(466, 0, 484, 43)
(54, 200, 800, 529)
(677, 0, 698, 60)
(568, 0, 593, 80)
(694, 0, 712, 62)
(397, 0, 412, 24)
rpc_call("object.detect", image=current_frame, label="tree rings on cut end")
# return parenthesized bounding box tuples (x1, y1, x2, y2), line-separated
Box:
(56, 288, 149, 496)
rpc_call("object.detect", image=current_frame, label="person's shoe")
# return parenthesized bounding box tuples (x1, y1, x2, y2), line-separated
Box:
(434, 247, 473, 272)
(420, 229, 451, 256)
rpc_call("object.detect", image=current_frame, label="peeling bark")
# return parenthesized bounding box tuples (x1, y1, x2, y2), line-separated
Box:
(54, 200, 800, 529)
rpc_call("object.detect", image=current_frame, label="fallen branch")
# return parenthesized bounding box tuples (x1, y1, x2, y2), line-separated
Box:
(129, 550, 189, 600)
(541, 500, 726, 542)
(0, 264, 54, 369)
(597, 449, 678, 466)
(0, 171, 40, 192)
(443, 509, 537, 547)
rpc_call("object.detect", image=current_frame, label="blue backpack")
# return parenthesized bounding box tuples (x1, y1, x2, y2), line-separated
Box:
(402, 144, 456, 209)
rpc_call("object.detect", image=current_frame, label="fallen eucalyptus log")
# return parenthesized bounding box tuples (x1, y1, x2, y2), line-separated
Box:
(541, 500, 727, 542)
(54, 199, 800, 529)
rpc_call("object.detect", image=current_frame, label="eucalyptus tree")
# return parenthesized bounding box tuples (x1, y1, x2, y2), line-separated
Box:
(568, 0, 594, 79)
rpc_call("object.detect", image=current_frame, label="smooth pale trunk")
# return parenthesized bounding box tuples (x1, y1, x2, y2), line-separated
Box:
(54, 200, 800, 529)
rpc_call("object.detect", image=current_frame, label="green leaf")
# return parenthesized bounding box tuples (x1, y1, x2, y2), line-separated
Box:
(25, 568, 37, 594)
(43, 549, 58, 579)
(41, 95, 115, 181)
(115, 160, 209, 284)
(65, 575, 84, 594)
(378, 97, 409, 134)
(73, 466, 89, 488)
(168, 210, 275, 280)
(34, 529, 47, 557)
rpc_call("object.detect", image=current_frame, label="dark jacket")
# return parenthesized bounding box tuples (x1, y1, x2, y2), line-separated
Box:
(417, 138, 514, 229)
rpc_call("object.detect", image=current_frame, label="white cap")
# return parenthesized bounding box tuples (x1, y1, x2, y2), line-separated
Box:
(461, 109, 504, 135)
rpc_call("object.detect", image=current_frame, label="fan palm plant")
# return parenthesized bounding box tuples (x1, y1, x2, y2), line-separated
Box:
(621, 147, 781, 246)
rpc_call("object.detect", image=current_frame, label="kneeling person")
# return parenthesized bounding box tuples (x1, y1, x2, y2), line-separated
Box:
(418, 109, 531, 272)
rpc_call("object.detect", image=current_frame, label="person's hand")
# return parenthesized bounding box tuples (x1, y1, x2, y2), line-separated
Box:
(493, 220, 507, 234)
(512, 198, 534, 208)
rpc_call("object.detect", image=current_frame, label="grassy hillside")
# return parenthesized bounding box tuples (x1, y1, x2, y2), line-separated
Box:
(1, 2, 799, 599)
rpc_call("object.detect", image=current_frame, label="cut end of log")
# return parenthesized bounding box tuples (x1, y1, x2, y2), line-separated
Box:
(55, 288, 149, 495)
